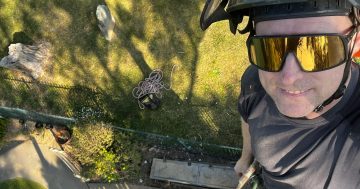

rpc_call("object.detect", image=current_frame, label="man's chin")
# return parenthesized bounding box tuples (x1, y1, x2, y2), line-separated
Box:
(277, 105, 314, 118)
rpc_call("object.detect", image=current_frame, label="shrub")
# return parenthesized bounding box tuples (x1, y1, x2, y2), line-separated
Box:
(68, 122, 113, 165)
(0, 118, 8, 142)
(93, 148, 120, 182)
(112, 131, 142, 180)
(67, 122, 141, 182)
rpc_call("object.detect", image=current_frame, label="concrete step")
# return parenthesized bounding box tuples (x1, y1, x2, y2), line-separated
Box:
(150, 158, 238, 189)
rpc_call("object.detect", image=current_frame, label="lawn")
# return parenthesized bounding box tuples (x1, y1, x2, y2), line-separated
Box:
(0, 178, 46, 189)
(0, 0, 250, 147)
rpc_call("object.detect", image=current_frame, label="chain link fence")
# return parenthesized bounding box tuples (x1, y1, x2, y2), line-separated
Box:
(0, 74, 241, 159)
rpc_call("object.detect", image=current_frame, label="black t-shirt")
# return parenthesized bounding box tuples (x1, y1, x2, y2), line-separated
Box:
(238, 64, 360, 189)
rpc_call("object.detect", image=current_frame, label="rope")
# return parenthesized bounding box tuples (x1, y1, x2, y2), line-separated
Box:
(132, 66, 176, 109)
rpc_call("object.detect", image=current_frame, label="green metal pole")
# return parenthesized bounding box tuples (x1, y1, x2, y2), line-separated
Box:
(0, 106, 76, 125)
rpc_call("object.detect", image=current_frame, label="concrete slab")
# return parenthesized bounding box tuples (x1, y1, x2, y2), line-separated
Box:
(0, 138, 88, 189)
(150, 158, 238, 189)
(199, 164, 238, 188)
(151, 159, 198, 184)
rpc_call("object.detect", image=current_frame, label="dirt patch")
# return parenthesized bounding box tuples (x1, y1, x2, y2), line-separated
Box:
(3, 119, 31, 142)
(2, 119, 65, 150)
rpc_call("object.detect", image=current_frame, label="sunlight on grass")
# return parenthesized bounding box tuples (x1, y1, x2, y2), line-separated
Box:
(0, 0, 250, 146)
(196, 21, 250, 105)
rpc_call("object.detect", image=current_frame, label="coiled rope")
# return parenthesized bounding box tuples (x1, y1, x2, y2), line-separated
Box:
(132, 66, 176, 109)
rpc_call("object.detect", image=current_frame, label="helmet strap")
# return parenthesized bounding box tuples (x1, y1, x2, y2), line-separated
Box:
(313, 61, 351, 112)
(314, 13, 359, 112)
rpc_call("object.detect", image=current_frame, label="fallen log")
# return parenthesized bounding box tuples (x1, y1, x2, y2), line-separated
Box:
(0, 42, 50, 79)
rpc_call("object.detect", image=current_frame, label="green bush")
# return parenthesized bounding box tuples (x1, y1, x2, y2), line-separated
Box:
(112, 131, 141, 180)
(69, 123, 114, 165)
(93, 148, 120, 182)
(0, 118, 8, 142)
(68, 122, 141, 182)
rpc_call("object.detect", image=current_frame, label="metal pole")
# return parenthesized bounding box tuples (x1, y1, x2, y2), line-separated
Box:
(0, 106, 76, 125)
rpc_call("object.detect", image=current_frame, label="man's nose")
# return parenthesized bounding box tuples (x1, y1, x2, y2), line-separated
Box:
(280, 52, 303, 85)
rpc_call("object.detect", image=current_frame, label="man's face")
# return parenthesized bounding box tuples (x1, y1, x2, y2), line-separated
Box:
(256, 16, 353, 118)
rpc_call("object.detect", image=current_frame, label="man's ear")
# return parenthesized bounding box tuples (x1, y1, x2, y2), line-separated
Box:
(352, 31, 360, 57)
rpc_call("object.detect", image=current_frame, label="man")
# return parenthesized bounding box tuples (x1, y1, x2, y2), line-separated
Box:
(201, 0, 360, 188)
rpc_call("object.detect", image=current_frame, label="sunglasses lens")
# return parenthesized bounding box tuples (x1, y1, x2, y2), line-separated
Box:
(249, 38, 285, 71)
(249, 36, 346, 72)
(296, 36, 345, 71)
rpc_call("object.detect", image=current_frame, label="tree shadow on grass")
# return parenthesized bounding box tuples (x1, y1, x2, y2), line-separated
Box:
(148, 0, 204, 102)
(0, 20, 13, 57)
(0, 0, 242, 148)
(12, 32, 35, 45)
(108, 1, 226, 141)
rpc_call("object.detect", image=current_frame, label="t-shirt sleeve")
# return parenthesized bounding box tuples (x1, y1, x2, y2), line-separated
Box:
(238, 65, 266, 123)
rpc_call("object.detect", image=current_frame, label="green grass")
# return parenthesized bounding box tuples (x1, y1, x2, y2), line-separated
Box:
(0, 0, 250, 147)
(0, 178, 46, 189)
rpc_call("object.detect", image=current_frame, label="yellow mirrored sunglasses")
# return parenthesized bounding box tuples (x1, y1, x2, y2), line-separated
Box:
(247, 29, 356, 72)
